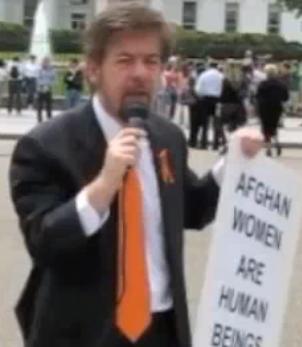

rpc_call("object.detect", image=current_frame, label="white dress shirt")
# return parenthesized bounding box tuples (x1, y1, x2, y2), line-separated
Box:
(75, 95, 224, 312)
(23, 61, 40, 79)
(195, 68, 224, 98)
(76, 95, 173, 312)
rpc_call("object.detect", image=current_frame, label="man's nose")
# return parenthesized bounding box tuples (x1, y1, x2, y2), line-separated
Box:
(131, 60, 149, 78)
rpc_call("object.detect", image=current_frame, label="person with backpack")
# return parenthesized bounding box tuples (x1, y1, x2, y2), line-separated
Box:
(7, 56, 23, 115)
(64, 58, 84, 109)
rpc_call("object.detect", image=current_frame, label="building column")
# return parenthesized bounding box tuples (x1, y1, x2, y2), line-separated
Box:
(150, 0, 163, 11)
(95, 0, 109, 13)
(95, 0, 164, 13)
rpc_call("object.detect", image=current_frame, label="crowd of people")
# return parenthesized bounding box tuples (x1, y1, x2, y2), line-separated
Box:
(153, 55, 302, 156)
(0, 52, 301, 156)
(0, 55, 84, 122)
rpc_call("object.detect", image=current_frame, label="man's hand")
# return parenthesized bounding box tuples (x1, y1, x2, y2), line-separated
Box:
(231, 127, 264, 158)
(102, 128, 146, 186)
(86, 128, 146, 213)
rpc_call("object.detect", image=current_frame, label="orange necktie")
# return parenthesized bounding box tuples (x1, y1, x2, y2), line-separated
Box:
(116, 169, 151, 342)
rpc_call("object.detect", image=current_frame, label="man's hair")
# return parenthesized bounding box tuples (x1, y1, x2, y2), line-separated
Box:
(83, 3, 172, 63)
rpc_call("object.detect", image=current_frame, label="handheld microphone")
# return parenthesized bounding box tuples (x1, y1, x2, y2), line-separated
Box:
(121, 101, 149, 129)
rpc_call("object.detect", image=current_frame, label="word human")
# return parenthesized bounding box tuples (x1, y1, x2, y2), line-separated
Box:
(218, 285, 268, 323)
(235, 173, 292, 219)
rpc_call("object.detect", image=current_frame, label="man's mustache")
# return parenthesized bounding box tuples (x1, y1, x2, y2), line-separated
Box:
(125, 87, 150, 95)
(123, 91, 151, 100)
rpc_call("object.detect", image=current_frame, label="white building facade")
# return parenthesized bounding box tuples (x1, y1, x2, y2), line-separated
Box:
(175, 0, 302, 43)
(0, 0, 301, 43)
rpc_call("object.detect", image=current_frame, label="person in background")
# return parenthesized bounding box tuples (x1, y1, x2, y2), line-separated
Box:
(279, 62, 291, 91)
(188, 63, 206, 148)
(7, 56, 23, 115)
(238, 64, 253, 119)
(0, 59, 7, 107)
(289, 61, 300, 116)
(152, 70, 170, 117)
(194, 61, 224, 150)
(299, 60, 302, 107)
(23, 55, 39, 109)
(242, 49, 254, 69)
(64, 58, 84, 109)
(256, 64, 289, 157)
(36, 57, 56, 123)
(163, 62, 179, 119)
(219, 77, 247, 154)
(186, 63, 202, 148)
(279, 62, 291, 122)
(177, 63, 191, 128)
(250, 62, 267, 111)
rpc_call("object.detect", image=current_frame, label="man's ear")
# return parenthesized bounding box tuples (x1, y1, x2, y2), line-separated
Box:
(84, 58, 100, 86)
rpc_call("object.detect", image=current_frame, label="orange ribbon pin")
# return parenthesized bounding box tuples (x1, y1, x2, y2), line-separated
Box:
(158, 149, 175, 184)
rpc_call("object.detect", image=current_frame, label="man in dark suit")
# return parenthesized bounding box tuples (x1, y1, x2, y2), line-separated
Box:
(9, 4, 262, 347)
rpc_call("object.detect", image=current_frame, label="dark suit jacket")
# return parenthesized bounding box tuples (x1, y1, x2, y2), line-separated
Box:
(9, 101, 219, 347)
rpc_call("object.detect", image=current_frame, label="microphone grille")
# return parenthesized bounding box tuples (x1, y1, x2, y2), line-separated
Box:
(122, 102, 149, 123)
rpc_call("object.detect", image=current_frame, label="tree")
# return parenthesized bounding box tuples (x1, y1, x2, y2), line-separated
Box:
(278, 0, 302, 16)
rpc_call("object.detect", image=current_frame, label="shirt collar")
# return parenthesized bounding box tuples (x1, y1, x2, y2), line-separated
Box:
(92, 94, 123, 142)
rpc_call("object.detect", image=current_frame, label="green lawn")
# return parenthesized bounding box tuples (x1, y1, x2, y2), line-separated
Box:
(0, 51, 83, 62)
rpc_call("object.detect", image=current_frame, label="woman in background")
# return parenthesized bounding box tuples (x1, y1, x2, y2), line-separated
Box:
(256, 64, 289, 157)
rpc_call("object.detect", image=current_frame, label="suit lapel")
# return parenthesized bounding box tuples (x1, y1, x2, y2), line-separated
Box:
(72, 101, 108, 186)
(145, 116, 172, 193)
(146, 117, 174, 250)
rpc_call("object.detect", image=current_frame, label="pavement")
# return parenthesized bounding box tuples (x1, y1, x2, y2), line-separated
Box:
(1, 107, 302, 148)
(1, 111, 302, 346)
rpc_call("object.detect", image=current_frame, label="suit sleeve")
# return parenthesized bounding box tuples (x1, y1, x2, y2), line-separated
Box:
(182, 139, 220, 230)
(9, 135, 100, 267)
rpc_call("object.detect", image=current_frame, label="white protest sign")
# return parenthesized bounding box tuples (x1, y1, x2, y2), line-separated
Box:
(193, 139, 302, 347)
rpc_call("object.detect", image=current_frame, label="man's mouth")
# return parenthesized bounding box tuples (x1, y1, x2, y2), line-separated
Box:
(123, 93, 150, 104)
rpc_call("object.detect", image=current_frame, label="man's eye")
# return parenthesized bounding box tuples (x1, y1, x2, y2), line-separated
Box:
(146, 59, 160, 66)
(117, 58, 131, 64)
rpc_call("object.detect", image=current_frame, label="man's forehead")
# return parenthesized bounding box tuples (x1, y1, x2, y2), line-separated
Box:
(107, 30, 161, 54)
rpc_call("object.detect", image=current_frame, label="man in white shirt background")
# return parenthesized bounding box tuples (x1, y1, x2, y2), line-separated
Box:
(195, 62, 224, 150)
(9, 4, 263, 347)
